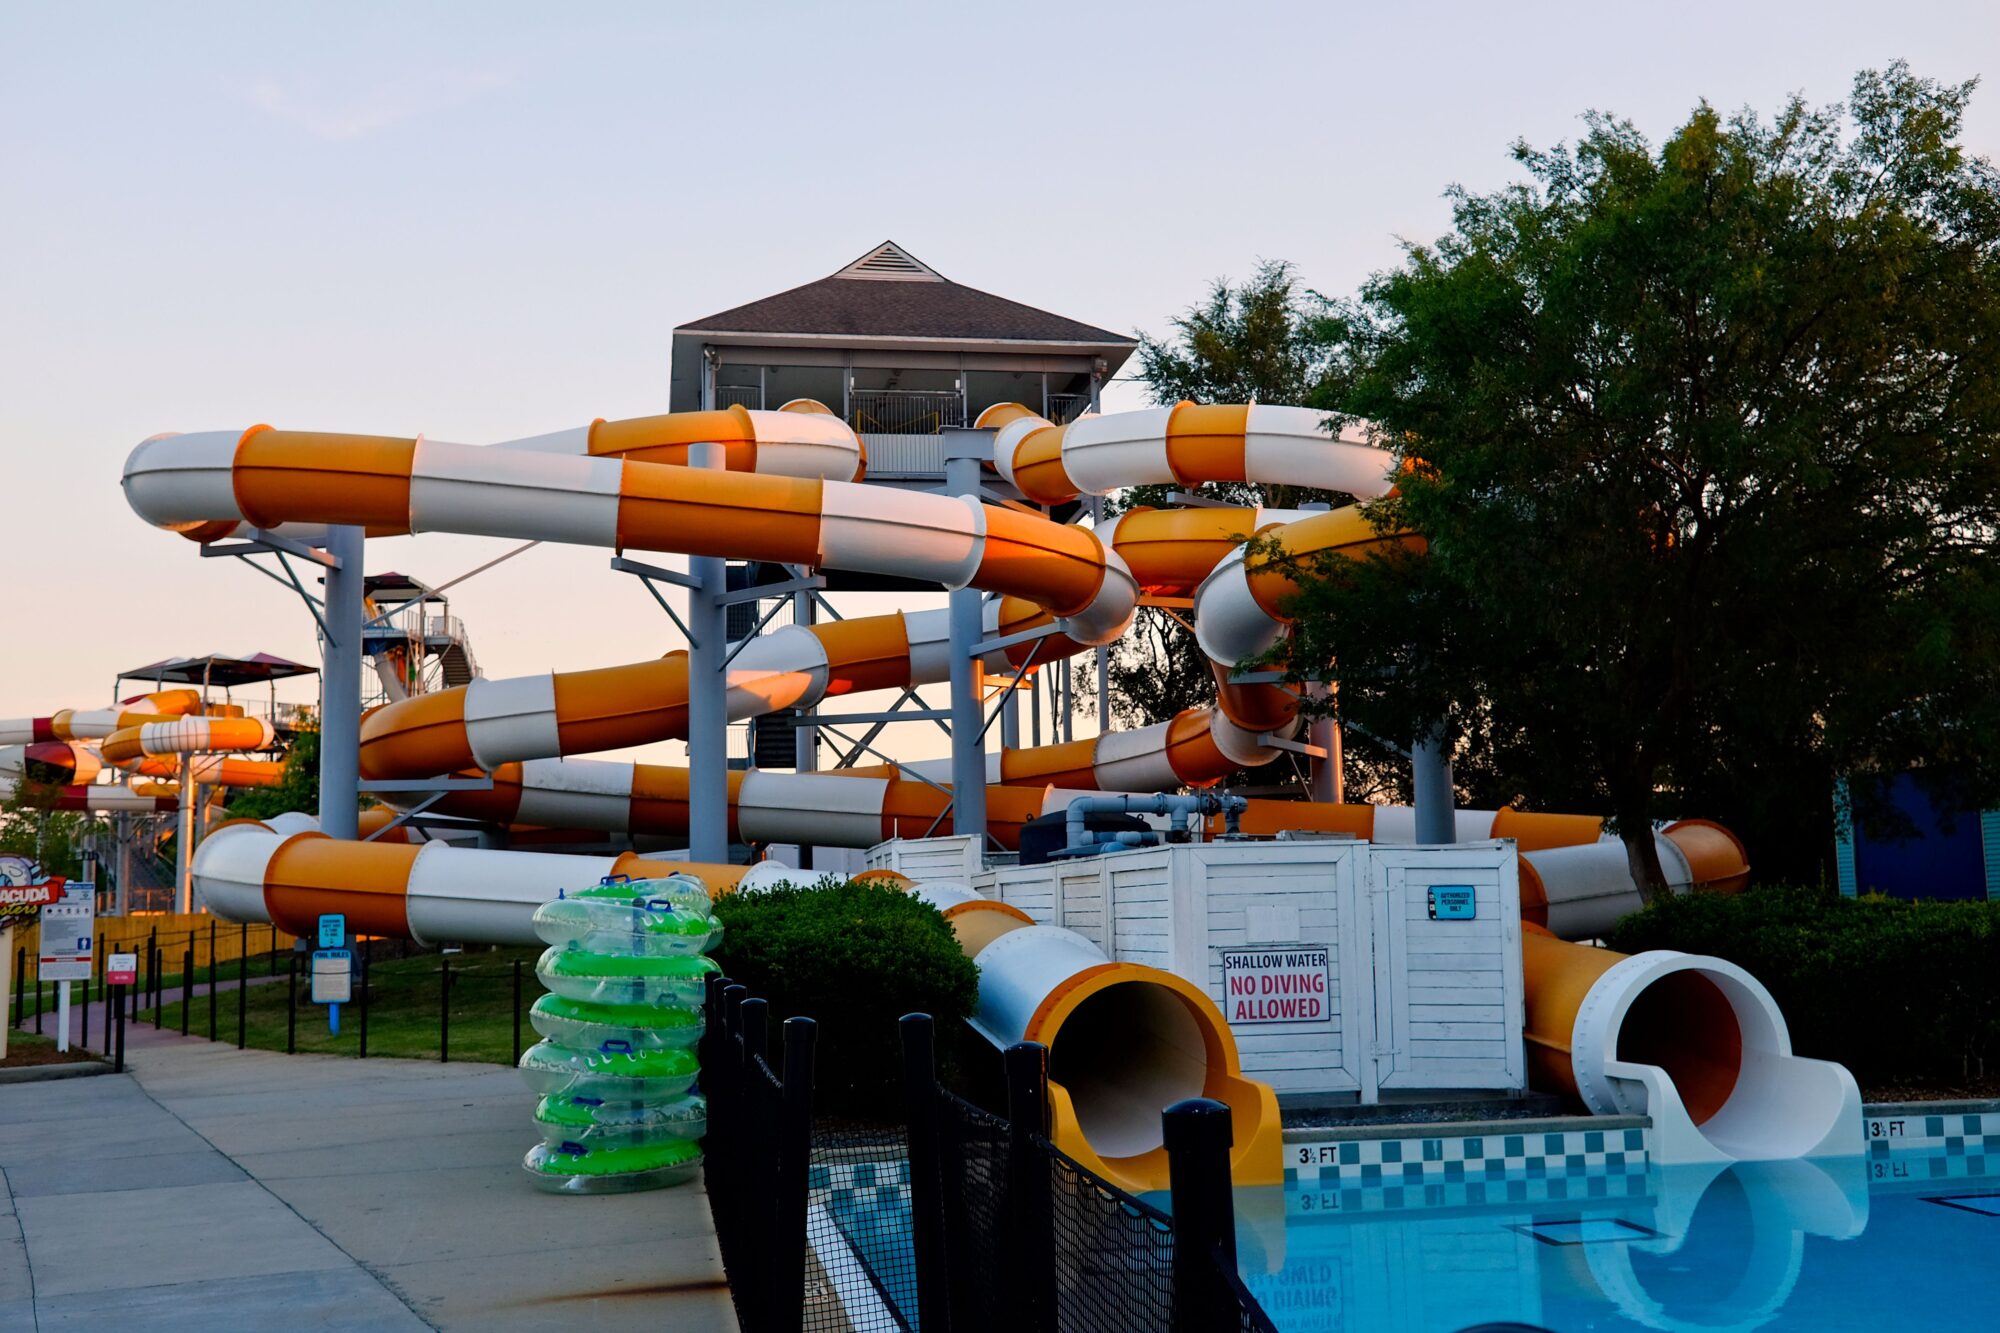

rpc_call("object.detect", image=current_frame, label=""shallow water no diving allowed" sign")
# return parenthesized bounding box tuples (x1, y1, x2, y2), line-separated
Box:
(1220, 946, 1331, 1024)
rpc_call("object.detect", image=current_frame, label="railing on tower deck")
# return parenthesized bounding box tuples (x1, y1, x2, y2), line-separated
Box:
(849, 390, 967, 436)
(1043, 392, 1091, 425)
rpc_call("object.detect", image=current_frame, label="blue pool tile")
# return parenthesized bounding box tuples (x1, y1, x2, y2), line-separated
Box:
(1585, 1130, 1604, 1153)
(1928, 1115, 1947, 1136)
(1403, 1162, 1424, 1182)
(1361, 1163, 1382, 1183)
(1504, 1135, 1525, 1157)
(1339, 1142, 1360, 1165)
(1624, 1129, 1645, 1152)
(1382, 1140, 1403, 1163)
(1464, 1137, 1484, 1159)
(1606, 1152, 1625, 1170)
(1422, 1139, 1443, 1162)
(1544, 1133, 1564, 1155)
(1445, 1160, 1465, 1181)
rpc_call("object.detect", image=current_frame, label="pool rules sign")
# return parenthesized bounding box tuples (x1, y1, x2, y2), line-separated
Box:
(1220, 947, 1332, 1024)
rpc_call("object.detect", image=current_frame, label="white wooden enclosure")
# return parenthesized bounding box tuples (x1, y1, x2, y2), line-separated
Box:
(865, 836, 1527, 1102)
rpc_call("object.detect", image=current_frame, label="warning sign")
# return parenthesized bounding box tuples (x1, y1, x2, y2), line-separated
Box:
(1220, 947, 1331, 1025)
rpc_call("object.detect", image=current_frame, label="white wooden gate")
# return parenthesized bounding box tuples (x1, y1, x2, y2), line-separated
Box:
(1367, 843, 1525, 1092)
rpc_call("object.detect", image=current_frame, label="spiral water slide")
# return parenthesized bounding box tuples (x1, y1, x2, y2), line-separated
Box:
(0, 689, 283, 814)
(122, 401, 1849, 1174)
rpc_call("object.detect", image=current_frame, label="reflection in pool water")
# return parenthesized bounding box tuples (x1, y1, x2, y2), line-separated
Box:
(1238, 1154, 2000, 1332)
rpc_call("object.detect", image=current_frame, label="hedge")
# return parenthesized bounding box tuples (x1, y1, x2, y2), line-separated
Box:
(711, 877, 979, 1118)
(1605, 885, 2000, 1086)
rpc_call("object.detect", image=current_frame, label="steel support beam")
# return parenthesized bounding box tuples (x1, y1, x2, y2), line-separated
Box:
(686, 442, 730, 863)
(318, 524, 365, 841)
(945, 443, 987, 847)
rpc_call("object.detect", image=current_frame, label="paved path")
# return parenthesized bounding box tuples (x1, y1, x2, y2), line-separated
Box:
(0, 1040, 737, 1330)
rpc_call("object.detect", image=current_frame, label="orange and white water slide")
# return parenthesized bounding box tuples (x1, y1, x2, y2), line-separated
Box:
(121, 400, 1808, 1179)
(0, 689, 284, 815)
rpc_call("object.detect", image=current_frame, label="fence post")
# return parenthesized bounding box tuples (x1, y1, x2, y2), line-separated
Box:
(701, 976, 732, 1199)
(208, 920, 217, 1041)
(95, 933, 105, 1003)
(772, 1016, 817, 1333)
(899, 1013, 952, 1329)
(1164, 1098, 1238, 1333)
(237, 927, 248, 1049)
(181, 946, 193, 1035)
(81, 974, 91, 1052)
(286, 953, 298, 1054)
(1003, 1041, 1057, 1333)
(439, 952, 450, 1063)
(511, 958, 522, 1066)
(357, 951, 370, 1058)
(34, 954, 42, 1034)
(113, 983, 126, 1072)
(13, 946, 23, 1028)
(150, 944, 162, 1029)
(738, 997, 770, 1331)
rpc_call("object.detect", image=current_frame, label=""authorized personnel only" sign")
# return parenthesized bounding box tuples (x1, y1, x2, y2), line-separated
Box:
(1220, 946, 1332, 1024)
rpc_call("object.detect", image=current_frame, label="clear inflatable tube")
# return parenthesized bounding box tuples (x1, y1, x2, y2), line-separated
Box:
(533, 1091, 708, 1148)
(531, 875, 719, 957)
(528, 993, 704, 1052)
(516, 1038, 700, 1099)
(523, 1138, 705, 1194)
(535, 947, 718, 1007)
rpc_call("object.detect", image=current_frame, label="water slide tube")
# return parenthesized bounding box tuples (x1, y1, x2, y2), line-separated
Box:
(123, 401, 1803, 1171)
(0, 690, 285, 813)
(1521, 924, 1861, 1162)
(904, 878, 1282, 1191)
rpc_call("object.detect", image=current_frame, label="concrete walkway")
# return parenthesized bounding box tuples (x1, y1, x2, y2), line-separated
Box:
(0, 1039, 736, 1330)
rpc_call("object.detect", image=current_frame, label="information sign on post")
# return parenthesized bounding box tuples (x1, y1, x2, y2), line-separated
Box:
(312, 948, 352, 1035)
(39, 884, 94, 1053)
(1426, 886, 1478, 920)
(108, 953, 138, 986)
(318, 914, 347, 949)
(39, 885, 96, 982)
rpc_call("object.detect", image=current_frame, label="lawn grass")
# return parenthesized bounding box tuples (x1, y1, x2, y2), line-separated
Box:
(154, 946, 544, 1065)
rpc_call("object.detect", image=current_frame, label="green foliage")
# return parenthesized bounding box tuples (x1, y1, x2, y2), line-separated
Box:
(225, 724, 321, 822)
(1287, 64, 2000, 888)
(712, 878, 979, 1118)
(1606, 885, 2000, 1085)
(0, 789, 104, 881)
(1105, 261, 1416, 796)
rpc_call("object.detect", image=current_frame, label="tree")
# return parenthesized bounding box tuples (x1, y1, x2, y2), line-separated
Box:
(0, 788, 104, 881)
(1284, 64, 2000, 897)
(225, 722, 321, 822)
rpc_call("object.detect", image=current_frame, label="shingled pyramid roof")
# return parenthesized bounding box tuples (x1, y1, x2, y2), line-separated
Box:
(676, 242, 1136, 348)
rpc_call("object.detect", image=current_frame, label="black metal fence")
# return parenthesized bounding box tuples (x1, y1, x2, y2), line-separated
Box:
(700, 979, 1276, 1333)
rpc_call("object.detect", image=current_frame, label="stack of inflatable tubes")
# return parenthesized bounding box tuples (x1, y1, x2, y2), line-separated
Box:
(520, 874, 720, 1193)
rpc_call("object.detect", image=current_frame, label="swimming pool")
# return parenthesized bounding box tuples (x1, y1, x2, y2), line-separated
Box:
(1238, 1153, 2000, 1331)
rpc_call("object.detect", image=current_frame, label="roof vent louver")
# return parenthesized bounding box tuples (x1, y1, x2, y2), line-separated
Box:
(838, 242, 944, 282)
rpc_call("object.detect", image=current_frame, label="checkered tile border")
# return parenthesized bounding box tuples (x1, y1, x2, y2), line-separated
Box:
(1287, 1127, 1649, 1186)
(1287, 1167, 1648, 1216)
(1865, 1109, 2000, 1161)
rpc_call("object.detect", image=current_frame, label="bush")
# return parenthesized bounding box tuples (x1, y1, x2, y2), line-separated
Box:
(1605, 884, 2000, 1086)
(711, 877, 980, 1119)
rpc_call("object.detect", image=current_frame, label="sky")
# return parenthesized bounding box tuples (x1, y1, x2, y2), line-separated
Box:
(3, 1, 1997, 766)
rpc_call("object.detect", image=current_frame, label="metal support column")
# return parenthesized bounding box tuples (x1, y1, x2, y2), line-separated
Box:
(793, 582, 816, 871)
(945, 441, 987, 847)
(1308, 681, 1343, 805)
(1412, 729, 1455, 844)
(1090, 495, 1111, 730)
(318, 523, 365, 840)
(174, 753, 195, 912)
(686, 441, 730, 863)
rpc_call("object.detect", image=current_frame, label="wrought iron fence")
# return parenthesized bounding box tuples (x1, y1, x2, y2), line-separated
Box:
(1044, 392, 1091, 424)
(699, 984, 1276, 1332)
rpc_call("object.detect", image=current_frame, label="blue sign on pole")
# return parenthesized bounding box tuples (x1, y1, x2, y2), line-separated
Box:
(1427, 886, 1478, 920)
(317, 914, 346, 949)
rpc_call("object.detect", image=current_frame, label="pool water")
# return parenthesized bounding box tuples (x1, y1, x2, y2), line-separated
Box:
(1237, 1155, 2000, 1332)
